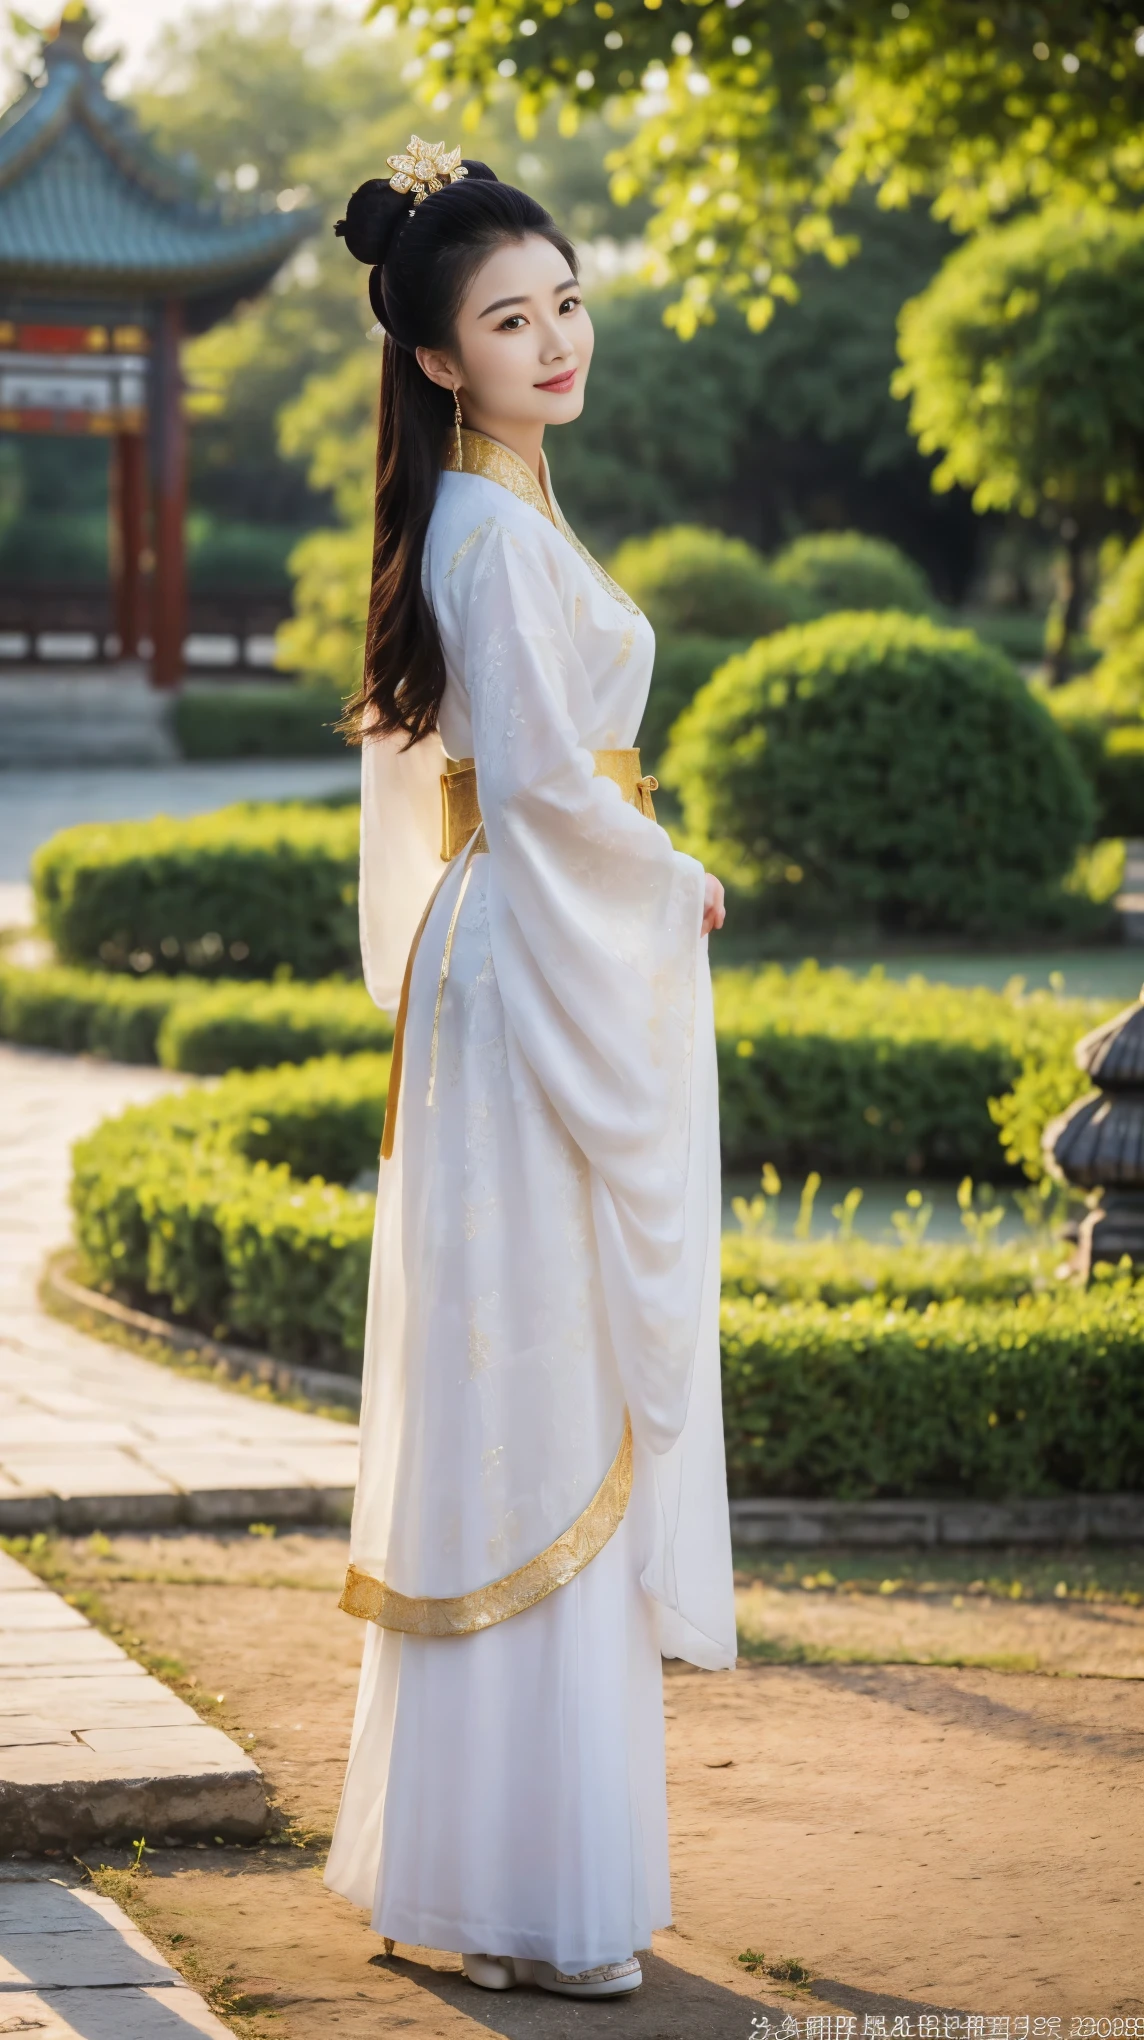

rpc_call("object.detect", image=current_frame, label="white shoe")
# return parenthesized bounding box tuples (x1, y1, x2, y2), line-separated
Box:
(533, 1957, 642, 1998)
(462, 1952, 518, 1991)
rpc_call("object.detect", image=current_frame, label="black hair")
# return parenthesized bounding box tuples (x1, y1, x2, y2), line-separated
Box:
(335, 165, 576, 743)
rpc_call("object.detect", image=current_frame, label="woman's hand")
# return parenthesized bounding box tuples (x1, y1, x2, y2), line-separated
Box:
(701, 872, 726, 938)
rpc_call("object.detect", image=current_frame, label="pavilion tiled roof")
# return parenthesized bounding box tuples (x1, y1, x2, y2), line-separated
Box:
(0, 13, 317, 324)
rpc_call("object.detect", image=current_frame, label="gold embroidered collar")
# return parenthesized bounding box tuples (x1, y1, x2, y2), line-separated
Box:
(443, 428, 556, 525)
(442, 427, 639, 616)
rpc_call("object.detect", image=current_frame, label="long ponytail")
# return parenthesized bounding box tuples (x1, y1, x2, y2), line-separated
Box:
(336, 168, 575, 744)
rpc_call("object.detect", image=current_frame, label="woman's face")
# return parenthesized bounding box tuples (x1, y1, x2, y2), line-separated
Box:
(417, 232, 593, 436)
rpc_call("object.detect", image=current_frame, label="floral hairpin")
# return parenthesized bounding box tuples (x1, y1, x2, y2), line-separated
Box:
(385, 137, 468, 206)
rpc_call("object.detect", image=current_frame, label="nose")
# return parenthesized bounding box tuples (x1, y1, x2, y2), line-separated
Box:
(538, 311, 570, 362)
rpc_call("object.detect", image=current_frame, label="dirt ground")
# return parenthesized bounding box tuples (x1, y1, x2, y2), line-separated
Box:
(23, 1529, 1144, 2037)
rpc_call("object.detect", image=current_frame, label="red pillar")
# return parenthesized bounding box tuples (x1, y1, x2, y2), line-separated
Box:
(109, 429, 147, 659)
(150, 298, 186, 691)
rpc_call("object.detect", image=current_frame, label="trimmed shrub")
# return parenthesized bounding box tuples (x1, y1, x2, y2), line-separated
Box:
(176, 684, 348, 761)
(72, 1050, 1144, 1487)
(721, 1233, 1046, 1310)
(770, 530, 932, 616)
(0, 960, 391, 1071)
(714, 963, 1100, 1176)
(156, 980, 391, 1073)
(610, 525, 810, 638)
(720, 1277, 1144, 1499)
(33, 802, 360, 979)
(72, 1055, 389, 1369)
(0, 962, 191, 1064)
(638, 634, 750, 766)
(663, 612, 1095, 933)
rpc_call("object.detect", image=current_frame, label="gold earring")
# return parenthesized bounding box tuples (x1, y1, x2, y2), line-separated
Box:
(453, 386, 463, 469)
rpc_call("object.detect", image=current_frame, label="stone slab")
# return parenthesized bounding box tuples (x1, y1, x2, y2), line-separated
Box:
(0, 1593, 87, 1633)
(0, 1554, 266, 1852)
(0, 1923, 179, 1988)
(0, 1985, 236, 2038)
(0, 1877, 235, 2037)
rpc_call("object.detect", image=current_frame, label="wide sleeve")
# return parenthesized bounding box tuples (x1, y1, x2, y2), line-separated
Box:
(452, 518, 709, 1456)
(358, 723, 445, 1015)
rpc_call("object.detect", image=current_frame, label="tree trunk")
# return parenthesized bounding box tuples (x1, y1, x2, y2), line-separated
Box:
(1045, 524, 1085, 688)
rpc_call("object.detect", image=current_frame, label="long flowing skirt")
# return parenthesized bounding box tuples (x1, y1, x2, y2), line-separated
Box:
(325, 1503, 670, 1969)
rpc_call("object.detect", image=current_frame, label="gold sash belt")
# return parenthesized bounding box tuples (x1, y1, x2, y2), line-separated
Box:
(339, 1412, 632, 1636)
(440, 746, 657, 862)
(379, 747, 657, 1160)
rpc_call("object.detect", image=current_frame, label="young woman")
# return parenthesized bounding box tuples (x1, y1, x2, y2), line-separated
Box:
(325, 141, 737, 2000)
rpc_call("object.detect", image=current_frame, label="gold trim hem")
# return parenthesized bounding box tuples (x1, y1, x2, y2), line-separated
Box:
(338, 1412, 633, 1637)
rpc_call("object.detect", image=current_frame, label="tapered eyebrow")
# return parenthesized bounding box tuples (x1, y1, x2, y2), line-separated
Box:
(478, 276, 580, 319)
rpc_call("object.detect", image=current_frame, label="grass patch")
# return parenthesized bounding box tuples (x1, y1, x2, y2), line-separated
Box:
(731, 1545, 1144, 1605)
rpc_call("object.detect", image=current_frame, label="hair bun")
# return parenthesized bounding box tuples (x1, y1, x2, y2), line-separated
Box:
(336, 160, 502, 270)
(335, 178, 410, 269)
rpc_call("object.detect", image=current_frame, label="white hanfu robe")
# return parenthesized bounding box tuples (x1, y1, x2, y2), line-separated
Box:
(325, 430, 736, 1972)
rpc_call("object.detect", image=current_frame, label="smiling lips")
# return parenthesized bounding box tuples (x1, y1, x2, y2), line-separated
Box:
(534, 369, 576, 393)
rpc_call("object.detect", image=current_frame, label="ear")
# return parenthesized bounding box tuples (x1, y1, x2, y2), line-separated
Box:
(416, 345, 459, 393)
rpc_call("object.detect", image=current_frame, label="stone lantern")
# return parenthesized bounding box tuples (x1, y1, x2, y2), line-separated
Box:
(1043, 988, 1144, 1280)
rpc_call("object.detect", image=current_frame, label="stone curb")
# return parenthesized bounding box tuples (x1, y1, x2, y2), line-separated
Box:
(729, 1492, 1144, 1547)
(0, 1551, 267, 1855)
(36, 1274, 1144, 1550)
(46, 1263, 362, 1411)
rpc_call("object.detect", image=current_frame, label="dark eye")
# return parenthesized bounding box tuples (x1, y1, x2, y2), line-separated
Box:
(559, 295, 581, 314)
(498, 313, 527, 330)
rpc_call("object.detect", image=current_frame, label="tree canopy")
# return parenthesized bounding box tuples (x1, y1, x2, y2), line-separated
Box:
(894, 203, 1144, 674)
(376, 0, 1144, 331)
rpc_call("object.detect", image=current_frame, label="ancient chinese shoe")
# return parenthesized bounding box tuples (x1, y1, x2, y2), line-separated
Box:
(532, 1957, 643, 1998)
(461, 1953, 518, 1991)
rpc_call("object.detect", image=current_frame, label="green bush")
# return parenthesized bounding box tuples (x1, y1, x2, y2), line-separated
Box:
(156, 979, 391, 1073)
(713, 963, 1100, 1175)
(176, 684, 348, 761)
(721, 1232, 1047, 1309)
(770, 530, 932, 616)
(664, 612, 1096, 933)
(638, 634, 750, 766)
(33, 802, 360, 979)
(72, 1046, 1144, 1484)
(720, 1276, 1144, 1499)
(0, 961, 192, 1064)
(610, 525, 809, 638)
(72, 1055, 389, 1369)
(0, 959, 391, 1071)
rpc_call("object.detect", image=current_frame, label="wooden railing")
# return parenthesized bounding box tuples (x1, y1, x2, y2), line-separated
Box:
(0, 584, 294, 673)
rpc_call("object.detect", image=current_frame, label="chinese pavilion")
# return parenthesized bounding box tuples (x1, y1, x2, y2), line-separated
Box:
(0, 6, 315, 688)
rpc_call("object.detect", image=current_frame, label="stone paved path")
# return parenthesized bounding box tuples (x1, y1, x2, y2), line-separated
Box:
(0, 1041, 359, 1527)
(0, 1548, 264, 1855)
(0, 1867, 235, 2037)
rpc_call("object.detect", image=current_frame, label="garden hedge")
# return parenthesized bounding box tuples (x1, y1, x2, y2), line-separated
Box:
(33, 801, 360, 979)
(769, 530, 933, 616)
(713, 963, 1101, 1176)
(720, 1278, 1144, 1499)
(175, 684, 348, 761)
(72, 1055, 389, 1369)
(5, 949, 1102, 1176)
(662, 612, 1096, 934)
(638, 633, 750, 766)
(73, 1053, 1144, 1494)
(0, 961, 391, 1072)
(610, 524, 810, 639)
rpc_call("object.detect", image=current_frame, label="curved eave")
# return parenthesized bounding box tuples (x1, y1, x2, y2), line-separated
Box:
(0, 214, 317, 297)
